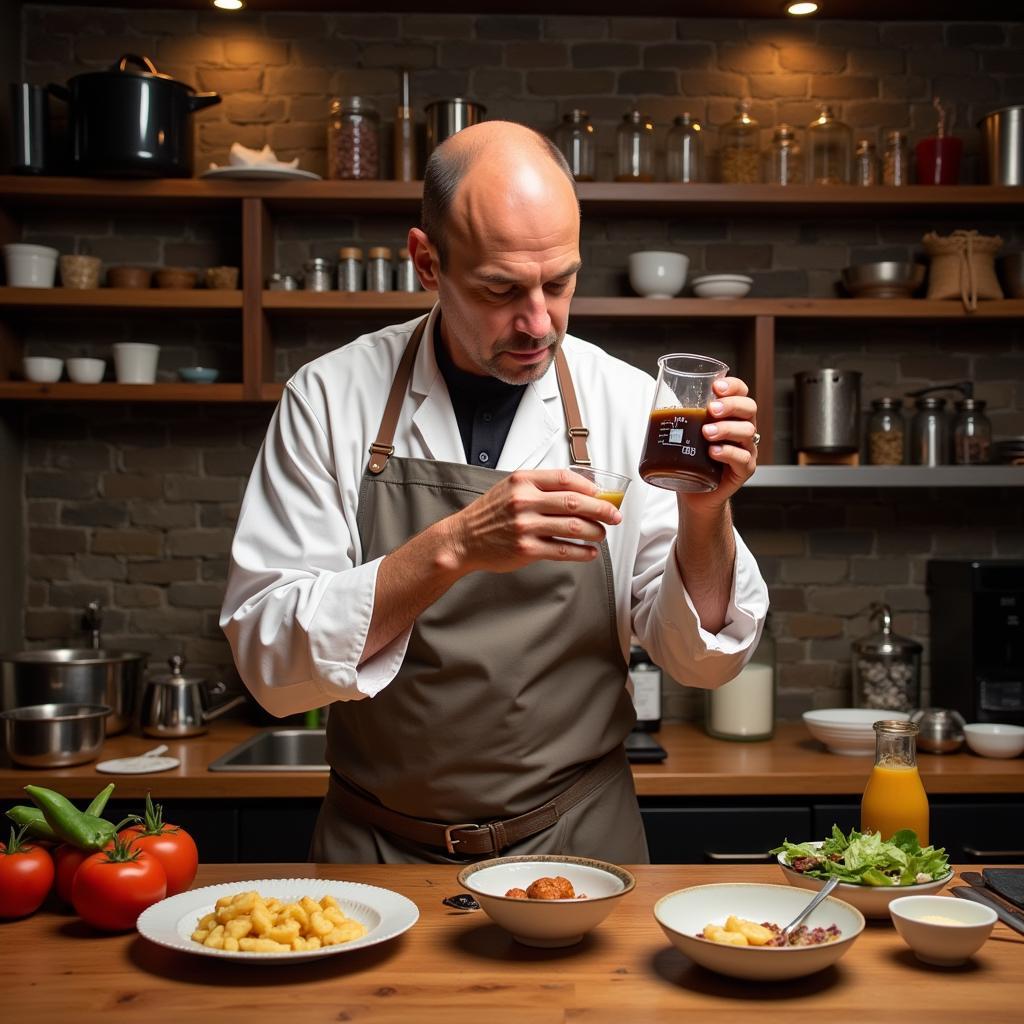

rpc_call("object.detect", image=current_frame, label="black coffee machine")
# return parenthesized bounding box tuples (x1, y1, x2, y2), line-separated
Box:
(927, 560, 1023, 726)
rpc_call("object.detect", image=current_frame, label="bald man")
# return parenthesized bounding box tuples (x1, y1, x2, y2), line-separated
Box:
(222, 122, 768, 865)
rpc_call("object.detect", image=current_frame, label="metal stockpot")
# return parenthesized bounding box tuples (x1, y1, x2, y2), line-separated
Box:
(0, 648, 146, 735)
(793, 368, 861, 454)
(0, 703, 110, 768)
(137, 655, 246, 738)
(978, 105, 1024, 186)
(425, 98, 486, 157)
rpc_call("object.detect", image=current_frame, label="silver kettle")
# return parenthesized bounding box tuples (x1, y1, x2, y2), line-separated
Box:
(910, 707, 966, 754)
(138, 654, 246, 738)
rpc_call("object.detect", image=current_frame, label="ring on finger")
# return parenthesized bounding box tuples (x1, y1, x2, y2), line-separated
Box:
(752, 431, 761, 447)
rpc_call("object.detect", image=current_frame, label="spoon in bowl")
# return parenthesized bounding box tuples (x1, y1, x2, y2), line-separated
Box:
(780, 876, 841, 943)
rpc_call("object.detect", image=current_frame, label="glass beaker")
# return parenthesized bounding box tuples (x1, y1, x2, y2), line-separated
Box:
(638, 353, 729, 493)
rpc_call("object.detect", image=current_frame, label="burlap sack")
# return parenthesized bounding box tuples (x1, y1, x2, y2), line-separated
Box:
(923, 229, 1003, 312)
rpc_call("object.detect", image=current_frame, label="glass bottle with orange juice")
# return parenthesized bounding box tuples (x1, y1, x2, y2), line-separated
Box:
(860, 719, 929, 845)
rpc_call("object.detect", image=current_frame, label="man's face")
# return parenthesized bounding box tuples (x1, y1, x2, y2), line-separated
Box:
(431, 175, 582, 386)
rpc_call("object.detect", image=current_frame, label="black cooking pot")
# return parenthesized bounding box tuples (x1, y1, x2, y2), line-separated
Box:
(50, 54, 220, 178)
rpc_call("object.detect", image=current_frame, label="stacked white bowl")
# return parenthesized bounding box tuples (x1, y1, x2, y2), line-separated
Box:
(802, 708, 911, 756)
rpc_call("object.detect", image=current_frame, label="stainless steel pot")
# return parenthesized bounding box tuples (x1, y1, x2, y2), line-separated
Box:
(0, 649, 146, 735)
(425, 98, 486, 157)
(137, 654, 246, 738)
(911, 707, 966, 754)
(793, 369, 862, 454)
(0, 703, 110, 768)
(978, 105, 1024, 186)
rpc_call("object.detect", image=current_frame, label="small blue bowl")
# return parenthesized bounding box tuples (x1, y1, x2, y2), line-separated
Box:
(177, 366, 220, 384)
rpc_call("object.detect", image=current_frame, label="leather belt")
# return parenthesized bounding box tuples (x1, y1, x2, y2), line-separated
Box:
(329, 746, 625, 856)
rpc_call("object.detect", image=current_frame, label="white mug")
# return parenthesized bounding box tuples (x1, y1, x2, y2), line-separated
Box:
(112, 343, 160, 384)
(4, 243, 59, 288)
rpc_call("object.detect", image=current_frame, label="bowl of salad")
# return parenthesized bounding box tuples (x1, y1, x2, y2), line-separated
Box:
(773, 826, 953, 919)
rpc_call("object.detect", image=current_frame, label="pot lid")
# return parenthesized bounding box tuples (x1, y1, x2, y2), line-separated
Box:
(150, 653, 206, 686)
(72, 53, 196, 92)
(853, 603, 923, 657)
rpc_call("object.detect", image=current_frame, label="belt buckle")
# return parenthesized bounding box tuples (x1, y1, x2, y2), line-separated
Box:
(443, 822, 479, 855)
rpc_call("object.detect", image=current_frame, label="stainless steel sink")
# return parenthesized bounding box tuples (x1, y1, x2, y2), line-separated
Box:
(208, 728, 327, 771)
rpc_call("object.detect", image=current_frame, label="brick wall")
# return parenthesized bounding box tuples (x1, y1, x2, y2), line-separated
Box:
(12, 6, 1024, 718)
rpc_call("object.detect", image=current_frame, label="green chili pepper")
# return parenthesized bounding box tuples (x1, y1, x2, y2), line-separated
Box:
(85, 782, 115, 818)
(24, 785, 116, 851)
(5, 805, 59, 842)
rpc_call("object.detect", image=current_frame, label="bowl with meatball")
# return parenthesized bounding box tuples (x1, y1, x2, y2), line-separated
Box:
(456, 855, 636, 947)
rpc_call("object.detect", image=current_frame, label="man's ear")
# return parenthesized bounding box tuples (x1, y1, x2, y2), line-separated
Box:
(407, 228, 440, 292)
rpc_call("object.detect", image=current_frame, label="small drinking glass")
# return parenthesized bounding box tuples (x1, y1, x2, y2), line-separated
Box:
(639, 353, 729, 493)
(568, 465, 632, 510)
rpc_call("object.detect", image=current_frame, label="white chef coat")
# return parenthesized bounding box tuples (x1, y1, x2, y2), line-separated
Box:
(221, 305, 769, 717)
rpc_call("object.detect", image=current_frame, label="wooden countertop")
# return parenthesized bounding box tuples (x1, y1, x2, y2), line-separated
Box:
(3, 863, 1021, 1021)
(1, 720, 1021, 801)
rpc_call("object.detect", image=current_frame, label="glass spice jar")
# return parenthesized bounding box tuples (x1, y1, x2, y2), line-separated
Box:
(910, 396, 949, 466)
(555, 109, 596, 182)
(366, 246, 392, 292)
(952, 397, 992, 465)
(807, 105, 852, 185)
(853, 138, 879, 186)
(719, 99, 760, 184)
(616, 109, 656, 182)
(336, 247, 363, 292)
(764, 123, 802, 185)
(665, 113, 704, 183)
(327, 96, 380, 181)
(868, 397, 905, 465)
(883, 130, 910, 186)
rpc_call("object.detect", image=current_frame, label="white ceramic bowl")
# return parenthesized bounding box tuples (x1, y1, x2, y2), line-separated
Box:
(22, 356, 63, 382)
(691, 273, 753, 299)
(777, 843, 953, 919)
(654, 882, 864, 981)
(3, 243, 59, 287)
(963, 723, 1024, 758)
(112, 342, 160, 384)
(456, 855, 635, 947)
(66, 357, 106, 384)
(889, 895, 996, 966)
(628, 251, 689, 299)
(802, 708, 911, 756)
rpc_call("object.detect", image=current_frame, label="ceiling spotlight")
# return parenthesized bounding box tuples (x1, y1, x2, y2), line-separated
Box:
(213, 0, 245, 11)
(785, 2, 820, 14)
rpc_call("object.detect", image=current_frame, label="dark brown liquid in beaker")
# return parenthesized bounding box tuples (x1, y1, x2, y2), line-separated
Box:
(639, 406, 723, 493)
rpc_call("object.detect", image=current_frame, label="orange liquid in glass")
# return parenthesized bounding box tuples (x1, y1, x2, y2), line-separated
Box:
(595, 490, 625, 508)
(860, 764, 930, 845)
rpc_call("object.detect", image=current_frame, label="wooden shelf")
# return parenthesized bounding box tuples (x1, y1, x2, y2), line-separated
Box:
(262, 290, 434, 313)
(0, 382, 249, 402)
(747, 465, 1024, 487)
(0, 287, 242, 311)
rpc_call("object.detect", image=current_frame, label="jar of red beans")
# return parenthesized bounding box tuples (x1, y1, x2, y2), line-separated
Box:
(327, 96, 380, 180)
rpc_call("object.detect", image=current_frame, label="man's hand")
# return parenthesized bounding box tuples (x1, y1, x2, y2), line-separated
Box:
(437, 468, 623, 575)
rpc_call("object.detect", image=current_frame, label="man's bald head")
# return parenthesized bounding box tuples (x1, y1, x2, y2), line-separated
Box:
(421, 121, 578, 270)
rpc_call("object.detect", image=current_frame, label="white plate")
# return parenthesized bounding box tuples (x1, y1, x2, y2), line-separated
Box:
(136, 877, 419, 963)
(96, 755, 180, 774)
(199, 166, 322, 181)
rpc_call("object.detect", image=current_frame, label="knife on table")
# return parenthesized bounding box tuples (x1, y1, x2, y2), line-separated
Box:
(950, 885, 1024, 936)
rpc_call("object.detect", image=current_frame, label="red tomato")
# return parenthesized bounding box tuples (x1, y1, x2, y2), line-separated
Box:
(54, 843, 92, 905)
(0, 831, 55, 918)
(119, 823, 198, 896)
(72, 848, 167, 931)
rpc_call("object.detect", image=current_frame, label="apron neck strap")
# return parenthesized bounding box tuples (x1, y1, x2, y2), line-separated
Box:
(367, 314, 592, 475)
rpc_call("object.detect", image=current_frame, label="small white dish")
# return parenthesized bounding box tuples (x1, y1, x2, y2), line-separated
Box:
(963, 722, 1024, 758)
(177, 366, 220, 384)
(112, 342, 160, 384)
(96, 755, 180, 774)
(691, 273, 753, 299)
(136, 877, 419, 963)
(802, 708, 911, 756)
(654, 882, 864, 981)
(66, 356, 106, 384)
(628, 250, 689, 299)
(889, 895, 996, 966)
(456, 855, 635, 948)
(776, 843, 953, 918)
(22, 356, 63, 382)
(3, 242, 59, 287)
(199, 166, 322, 181)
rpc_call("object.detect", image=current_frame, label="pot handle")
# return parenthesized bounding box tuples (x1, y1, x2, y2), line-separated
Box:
(202, 682, 247, 723)
(48, 83, 70, 103)
(117, 53, 160, 76)
(188, 91, 222, 113)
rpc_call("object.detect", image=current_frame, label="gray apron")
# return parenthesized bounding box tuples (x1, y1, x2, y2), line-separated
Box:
(310, 316, 647, 864)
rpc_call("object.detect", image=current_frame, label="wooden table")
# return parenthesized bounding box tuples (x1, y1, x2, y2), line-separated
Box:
(3, 864, 1021, 1021)
(2, 720, 1021, 800)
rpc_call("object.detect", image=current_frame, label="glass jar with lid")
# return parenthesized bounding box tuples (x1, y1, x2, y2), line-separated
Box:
(327, 96, 380, 180)
(852, 603, 922, 712)
(615, 109, 656, 182)
(302, 257, 333, 292)
(336, 247, 363, 292)
(910, 395, 948, 465)
(952, 397, 992, 465)
(555, 109, 596, 182)
(718, 99, 760, 184)
(704, 619, 775, 741)
(665, 113, 704, 183)
(807, 105, 852, 185)
(867, 397, 905, 465)
(366, 246, 392, 292)
(764, 123, 802, 185)
(853, 138, 879, 186)
(883, 130, 910, 186)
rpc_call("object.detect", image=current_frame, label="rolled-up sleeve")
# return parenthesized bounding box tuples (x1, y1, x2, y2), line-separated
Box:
(220, 382, 411, 717)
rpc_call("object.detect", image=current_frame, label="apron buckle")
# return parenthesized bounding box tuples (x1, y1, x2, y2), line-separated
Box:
(443, 822, 480, 855)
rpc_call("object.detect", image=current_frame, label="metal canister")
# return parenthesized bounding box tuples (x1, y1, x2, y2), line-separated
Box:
(366, 246, 392, 292)
(978, 105, 1024, 186)
(267, 272, 298, 291)
(396, 247, 419, 292)
(425, 98, 486, 157)
(303, 257, 333, 292)
(337, 247, 363, 292)
(793, 369, 861, 454)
